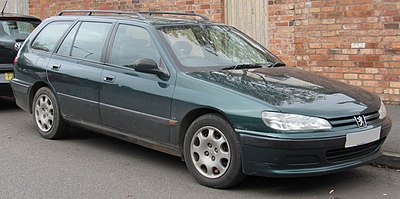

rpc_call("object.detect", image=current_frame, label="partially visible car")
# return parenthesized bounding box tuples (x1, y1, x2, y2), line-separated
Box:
(0, 13, 41, 97)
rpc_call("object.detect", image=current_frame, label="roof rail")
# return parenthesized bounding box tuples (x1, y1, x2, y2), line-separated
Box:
(56, 10, 210, 21)
(139, 11, 209, 21)
(57, 10, 145, 20)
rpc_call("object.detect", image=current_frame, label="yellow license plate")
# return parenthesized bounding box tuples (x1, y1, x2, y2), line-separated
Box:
(4, 72, 13, 81)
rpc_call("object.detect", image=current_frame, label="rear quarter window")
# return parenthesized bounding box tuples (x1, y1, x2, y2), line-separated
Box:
(31, 21, 72, 52)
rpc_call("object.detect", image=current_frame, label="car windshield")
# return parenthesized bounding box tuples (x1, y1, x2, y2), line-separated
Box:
(0, 20, 40, 42)
(157, 25, 282, 71)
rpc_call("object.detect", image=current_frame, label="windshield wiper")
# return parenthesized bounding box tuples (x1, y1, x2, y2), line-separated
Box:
(221, 63, 263, 70)
(221, 62, 286, 70)
(267, 62, 286, 68)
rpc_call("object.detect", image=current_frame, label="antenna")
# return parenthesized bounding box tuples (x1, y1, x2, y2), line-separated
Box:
(1, 1, 7, 15)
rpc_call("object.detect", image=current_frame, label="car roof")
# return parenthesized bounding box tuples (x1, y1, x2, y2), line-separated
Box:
(0, 13, 41, 21)
(53, 10, 219, 27)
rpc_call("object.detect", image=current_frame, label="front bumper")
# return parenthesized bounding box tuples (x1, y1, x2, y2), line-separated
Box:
(238, 117, 392, 177)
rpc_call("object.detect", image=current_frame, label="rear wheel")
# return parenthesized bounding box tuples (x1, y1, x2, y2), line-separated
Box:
(184, 114, 245, 188)
(32, 87, 70, 139)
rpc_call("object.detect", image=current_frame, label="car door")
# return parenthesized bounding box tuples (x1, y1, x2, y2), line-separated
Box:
(100, 23, 175, 143)
(47, 21, 113, 125)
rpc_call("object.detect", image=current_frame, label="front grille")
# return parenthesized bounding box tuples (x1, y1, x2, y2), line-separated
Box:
(326, 139, 383, 162)
(328, 112, 379, 128)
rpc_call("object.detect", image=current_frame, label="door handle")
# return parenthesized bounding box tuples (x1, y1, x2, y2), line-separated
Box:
(103, 75, 115, 82)
(51, 64, 61, 71)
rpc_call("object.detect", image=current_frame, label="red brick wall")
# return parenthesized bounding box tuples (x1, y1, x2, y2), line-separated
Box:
(268, 0, 296, 67)
(29, 0, 400, 104)
(289, 0, 400, 104)
(29, 0, 224, 22)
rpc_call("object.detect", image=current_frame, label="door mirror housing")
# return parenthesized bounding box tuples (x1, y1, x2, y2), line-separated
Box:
(133, 58, 169, 80)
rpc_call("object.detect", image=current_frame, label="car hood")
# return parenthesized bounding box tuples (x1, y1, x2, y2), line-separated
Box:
(186, 67, 380, 119)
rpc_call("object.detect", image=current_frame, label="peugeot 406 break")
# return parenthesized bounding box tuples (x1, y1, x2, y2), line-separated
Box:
(11, 10, 391, 188)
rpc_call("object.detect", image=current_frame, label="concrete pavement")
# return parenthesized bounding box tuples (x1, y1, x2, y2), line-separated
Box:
(374, 105, 400, 169)
(1, 97, 400, 197)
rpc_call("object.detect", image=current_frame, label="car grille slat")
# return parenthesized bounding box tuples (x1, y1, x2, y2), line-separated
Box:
(327, 143, 375, 159)
(328, 112, 379, 128)
(365, 112, 379, 121)
(326, 139, 382, 162)
(329, 118, 355, 126)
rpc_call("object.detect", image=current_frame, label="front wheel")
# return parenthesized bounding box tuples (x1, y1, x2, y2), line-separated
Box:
(32, 87, 70, 139)
(184, 114, 245, 188)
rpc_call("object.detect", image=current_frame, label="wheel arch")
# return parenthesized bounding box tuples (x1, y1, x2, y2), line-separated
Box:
(28, 81, 52, 113)
(178, 107, 234, 157)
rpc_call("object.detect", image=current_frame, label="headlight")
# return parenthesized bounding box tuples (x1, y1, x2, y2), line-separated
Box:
(261, 112, 332, 131)
(378, 101, 387, 119)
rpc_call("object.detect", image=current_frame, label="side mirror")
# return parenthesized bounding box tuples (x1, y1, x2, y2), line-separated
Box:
(133, 58, 169, 80)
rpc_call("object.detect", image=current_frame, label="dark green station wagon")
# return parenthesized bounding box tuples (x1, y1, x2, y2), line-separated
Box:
(11, 10, 392, 188)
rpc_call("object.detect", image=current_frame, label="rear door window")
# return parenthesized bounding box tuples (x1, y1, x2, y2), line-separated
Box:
(57, 23, 79, 56)
(31, 21, 72, 52)
(70, 22, 112, 62)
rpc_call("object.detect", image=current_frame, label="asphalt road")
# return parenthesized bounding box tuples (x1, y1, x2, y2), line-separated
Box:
(1, 98, 399, 199)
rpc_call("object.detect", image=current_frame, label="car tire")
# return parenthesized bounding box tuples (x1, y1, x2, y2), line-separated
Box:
(184, 113, 245, 188)
(32, 87, 70, 139)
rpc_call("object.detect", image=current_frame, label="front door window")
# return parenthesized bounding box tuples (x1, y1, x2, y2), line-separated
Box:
(110, 24, 161, 68)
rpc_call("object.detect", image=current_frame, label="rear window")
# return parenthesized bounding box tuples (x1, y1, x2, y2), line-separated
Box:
(0, 20, 40, 42)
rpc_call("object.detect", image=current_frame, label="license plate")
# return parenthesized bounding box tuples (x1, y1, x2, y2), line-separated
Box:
(4, 72, 13, 81)
(345, 127, 381, 148)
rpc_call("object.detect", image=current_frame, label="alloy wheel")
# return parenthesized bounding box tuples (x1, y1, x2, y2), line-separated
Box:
(190, 126, 231, 178)
(35, 94, 54, 132)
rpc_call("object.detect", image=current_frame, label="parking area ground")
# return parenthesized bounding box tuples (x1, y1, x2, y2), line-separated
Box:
(1, 98, 400, 198)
